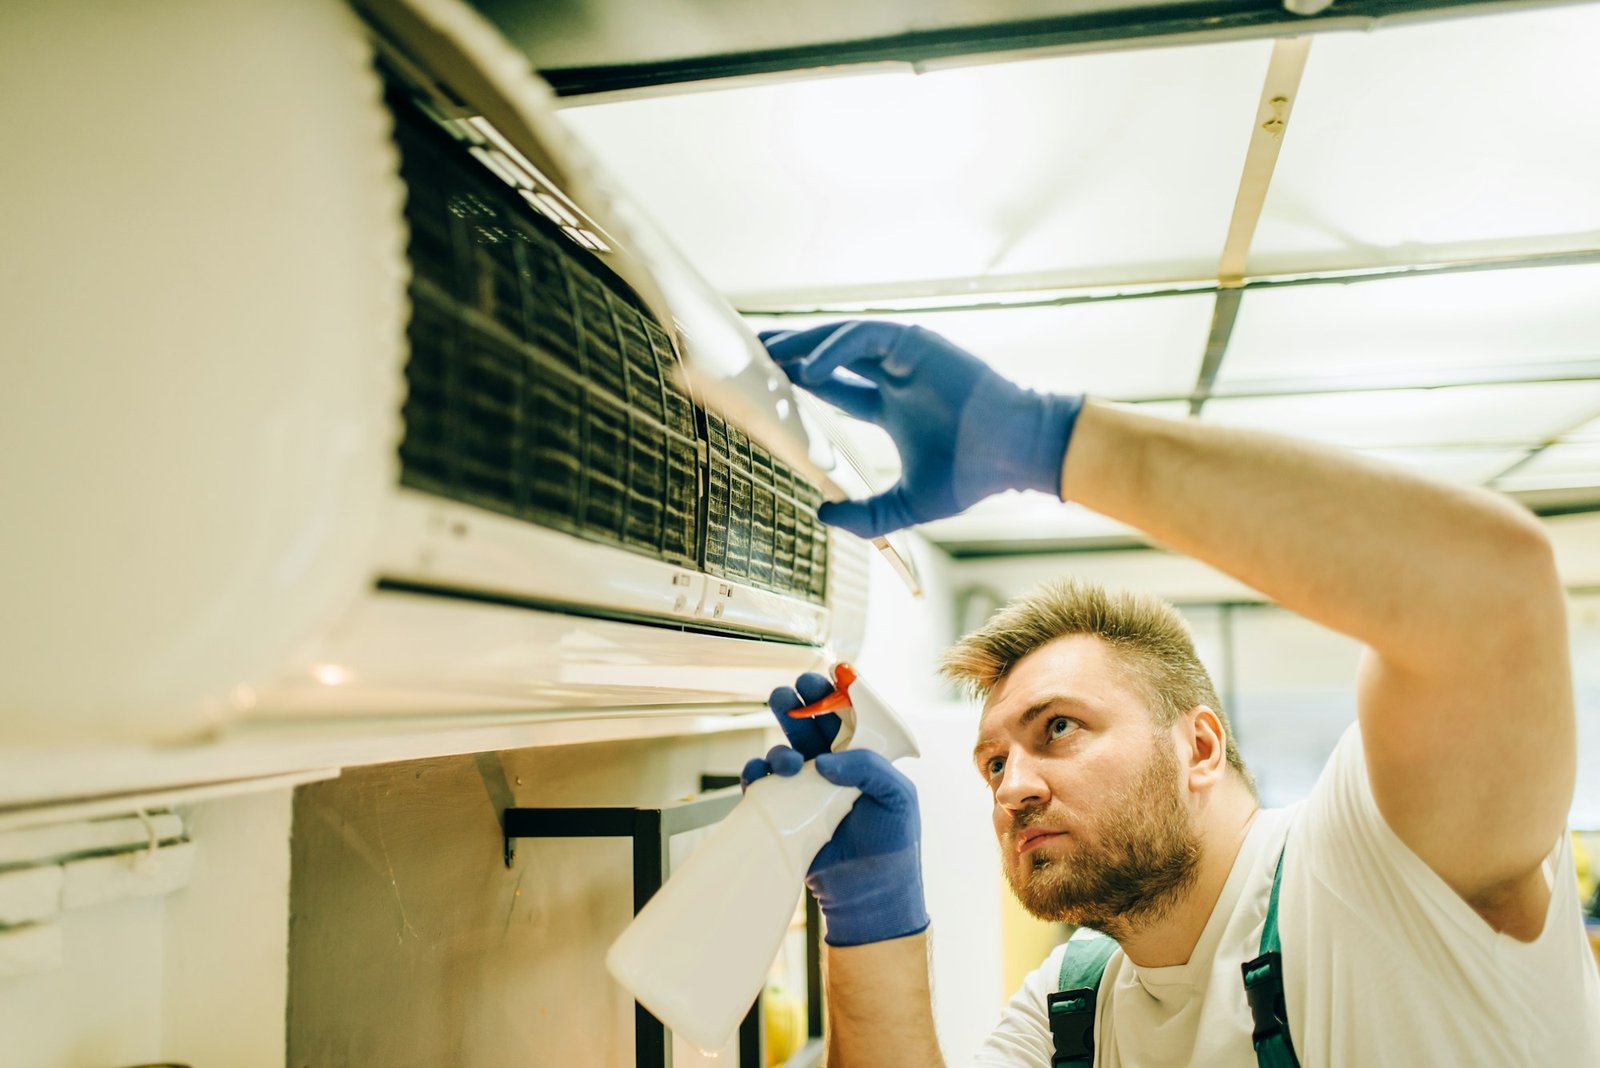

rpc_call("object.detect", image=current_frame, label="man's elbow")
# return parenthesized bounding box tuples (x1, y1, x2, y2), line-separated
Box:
(1501, 504, 1561, 589)
(1484, 504, 1566, 642)
(1423, 495, 1567, 662)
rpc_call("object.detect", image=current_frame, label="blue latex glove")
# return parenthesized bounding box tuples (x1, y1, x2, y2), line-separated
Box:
(761, 320, 1084, 538)
(741, 673, 929, 947)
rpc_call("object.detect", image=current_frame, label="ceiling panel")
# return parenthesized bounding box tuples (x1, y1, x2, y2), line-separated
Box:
(1251, 3, 1600, 274)
(1358, 446, 1531, 486)
(748, 293, 1213, 399)
(1200, 381, 1600, 450)
(559, 38, 1270, 299)
(1566, 415, 1600, 443)
(918, 493, 1140, 546)
(1218, 263, 1600, 384)
(1494, 443, 1600, 491)
(545, 3, 1600, 549)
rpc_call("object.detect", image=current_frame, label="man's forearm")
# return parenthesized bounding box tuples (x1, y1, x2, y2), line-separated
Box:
(1059, 400, 1563, 672)
(822, 933, 945, 1067)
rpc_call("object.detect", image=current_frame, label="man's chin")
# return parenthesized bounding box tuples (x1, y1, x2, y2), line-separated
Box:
(1007, 862, 1086, 923)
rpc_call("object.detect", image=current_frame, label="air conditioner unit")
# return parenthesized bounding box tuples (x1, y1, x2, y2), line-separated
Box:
(0, 0, 876, 745)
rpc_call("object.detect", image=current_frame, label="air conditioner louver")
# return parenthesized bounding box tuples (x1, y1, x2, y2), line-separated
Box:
(389, 82, 827, 605)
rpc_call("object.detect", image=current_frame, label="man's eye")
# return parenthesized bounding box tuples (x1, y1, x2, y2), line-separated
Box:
(1047, 716, 1075, 739)
(985, 756, 1005, 779)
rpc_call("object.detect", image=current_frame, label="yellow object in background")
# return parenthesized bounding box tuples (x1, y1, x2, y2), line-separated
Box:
(1001, 873, 1071, 1001)
(765, 981, 806, 1065)
(1573, 831, 1597, 906)
(1569, 831, 1600, 971)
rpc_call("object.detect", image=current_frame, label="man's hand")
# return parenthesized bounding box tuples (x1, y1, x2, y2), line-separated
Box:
(762, 321, 1083, 538)
(742, 676, 929, 947)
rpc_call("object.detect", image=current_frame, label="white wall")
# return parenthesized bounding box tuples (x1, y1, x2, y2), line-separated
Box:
(3, 789, 293, 1068)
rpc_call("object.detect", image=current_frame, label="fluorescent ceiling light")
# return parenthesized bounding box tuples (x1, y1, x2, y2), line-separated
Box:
(918, 493, 1139, 543)
(1220, 263, 1600, 384)
(1494, 443, 1600, 490)
(1202, 381, 1600, 449)
(1358, 446, 1530, 485)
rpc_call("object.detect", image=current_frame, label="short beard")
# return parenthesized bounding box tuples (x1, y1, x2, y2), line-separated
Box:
(1005, 736, 1201, 942)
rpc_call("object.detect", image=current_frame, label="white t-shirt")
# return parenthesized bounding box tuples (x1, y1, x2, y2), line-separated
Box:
(973, 724, 1600, 1067)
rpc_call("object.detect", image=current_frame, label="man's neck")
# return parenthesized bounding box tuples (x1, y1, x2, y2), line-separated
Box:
(1116, 799, 1260, 968)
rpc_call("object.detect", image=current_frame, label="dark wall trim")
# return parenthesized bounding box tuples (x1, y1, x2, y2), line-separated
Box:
(536, 0, 1565, 97)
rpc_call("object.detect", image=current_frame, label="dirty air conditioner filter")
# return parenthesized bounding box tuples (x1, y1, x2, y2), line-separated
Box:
(388, 83, 828, 604)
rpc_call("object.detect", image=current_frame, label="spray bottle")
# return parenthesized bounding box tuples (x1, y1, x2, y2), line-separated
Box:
(606, 664, 919, 1052)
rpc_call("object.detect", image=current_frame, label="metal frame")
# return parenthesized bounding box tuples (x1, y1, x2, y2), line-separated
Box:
(524, 0, 1579, 98)
(503, 789, 823, 1067)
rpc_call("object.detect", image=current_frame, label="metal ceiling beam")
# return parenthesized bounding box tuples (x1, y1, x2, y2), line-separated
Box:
(1191, 288, 1245, 416)
(1481, 403, 1600, 485)
(529, 0, 1579, 97)
(1217, 37, 1311, 284)
(1192, 35, 1310, 413)
(737, 247, 1600, 317)
(1114, 359, 1600, 406)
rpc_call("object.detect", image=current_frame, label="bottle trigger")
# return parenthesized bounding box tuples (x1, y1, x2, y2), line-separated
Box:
(787, 662, 858, 718)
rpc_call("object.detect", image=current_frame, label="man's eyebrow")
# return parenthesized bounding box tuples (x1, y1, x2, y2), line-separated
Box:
(971, 696, 1087, 766)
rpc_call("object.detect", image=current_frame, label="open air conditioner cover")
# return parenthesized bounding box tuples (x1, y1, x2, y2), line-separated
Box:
(0, 0, 873, 744)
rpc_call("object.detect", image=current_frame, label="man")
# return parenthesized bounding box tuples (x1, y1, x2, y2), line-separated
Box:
(742, 321, 1600, 1066)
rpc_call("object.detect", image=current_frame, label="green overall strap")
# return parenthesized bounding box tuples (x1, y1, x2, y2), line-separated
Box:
(1240, 846, 1302, 1068)
(1049, 932, 1116, 1068)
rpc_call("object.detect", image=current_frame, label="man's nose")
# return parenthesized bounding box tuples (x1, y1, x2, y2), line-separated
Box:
(995, 751, 1049, 811)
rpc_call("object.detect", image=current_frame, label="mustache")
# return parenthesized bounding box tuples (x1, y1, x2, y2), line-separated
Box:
(1008, 805, 1063, 835)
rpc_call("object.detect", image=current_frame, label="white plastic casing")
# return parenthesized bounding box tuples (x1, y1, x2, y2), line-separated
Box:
(0, 0, 407, 742)
(0, 0, 872, 744)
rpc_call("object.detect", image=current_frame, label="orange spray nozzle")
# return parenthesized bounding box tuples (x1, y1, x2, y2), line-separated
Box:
(787, 663, 858, 718)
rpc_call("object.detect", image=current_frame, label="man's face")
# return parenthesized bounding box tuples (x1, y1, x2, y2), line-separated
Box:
(973, 635, 1201, 934)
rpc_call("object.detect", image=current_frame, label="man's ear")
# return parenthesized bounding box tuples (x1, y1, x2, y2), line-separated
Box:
(1182, 705, 1229, 790)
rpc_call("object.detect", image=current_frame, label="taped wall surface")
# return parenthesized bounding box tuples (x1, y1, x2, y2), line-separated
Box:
(287, 730, 766, 1066)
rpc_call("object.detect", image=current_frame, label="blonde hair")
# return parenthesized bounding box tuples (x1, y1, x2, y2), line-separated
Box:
(941, 578, 1255, 793)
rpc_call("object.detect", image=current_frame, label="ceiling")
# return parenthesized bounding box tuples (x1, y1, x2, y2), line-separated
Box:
(493, 0, 1600, 554)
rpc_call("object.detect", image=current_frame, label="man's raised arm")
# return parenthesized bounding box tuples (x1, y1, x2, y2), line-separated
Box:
(1060, 401, 1573, 935)
(764, 321, 1575, 938)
